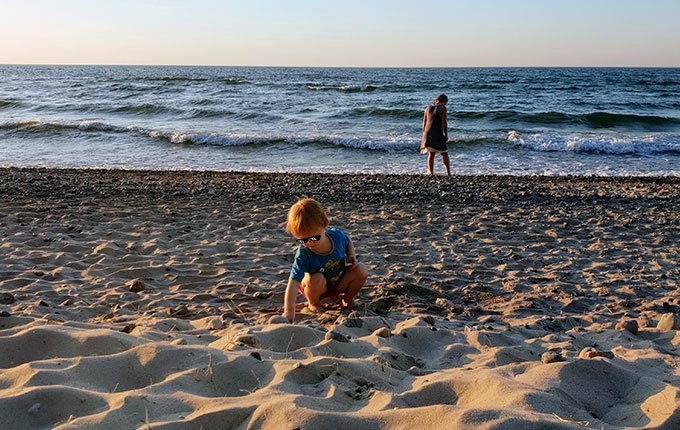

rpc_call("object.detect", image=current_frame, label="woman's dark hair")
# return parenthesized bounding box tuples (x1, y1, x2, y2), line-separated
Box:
(436, 94, 448, 103)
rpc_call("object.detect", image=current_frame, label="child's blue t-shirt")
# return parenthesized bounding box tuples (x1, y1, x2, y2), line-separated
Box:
(289, 228, 350, 286)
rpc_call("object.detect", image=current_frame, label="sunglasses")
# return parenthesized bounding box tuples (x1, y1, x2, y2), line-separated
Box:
(295, 235, 321, 245)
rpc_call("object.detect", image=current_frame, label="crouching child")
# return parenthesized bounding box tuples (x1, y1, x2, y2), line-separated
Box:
(282, 198, 368, 322)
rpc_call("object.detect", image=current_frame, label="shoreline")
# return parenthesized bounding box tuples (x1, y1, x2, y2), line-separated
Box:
(3, 166, 679, 202)
(1, 166, 679, 429)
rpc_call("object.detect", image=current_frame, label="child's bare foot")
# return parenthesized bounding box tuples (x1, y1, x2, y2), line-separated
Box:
(307, 303, 324, 313)
(341, 297, 355, 308)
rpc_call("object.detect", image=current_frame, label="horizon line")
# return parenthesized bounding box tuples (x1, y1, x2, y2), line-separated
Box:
(1, 63, 679, 69)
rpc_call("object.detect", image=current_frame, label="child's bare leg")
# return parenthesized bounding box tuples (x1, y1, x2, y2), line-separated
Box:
(302, 272, 327, 313)
(338, 263, 368, 308)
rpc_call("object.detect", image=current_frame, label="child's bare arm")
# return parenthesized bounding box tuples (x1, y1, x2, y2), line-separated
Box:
(345, 239, 358, 268)
(282, 279, 300, 322)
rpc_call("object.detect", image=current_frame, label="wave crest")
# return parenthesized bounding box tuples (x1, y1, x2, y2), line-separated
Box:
(0, 100, 23, 110)
(507, 130, 680, 155)
(342, 108, 422, 119)
(455, 110, 680, 130)
(306, 84, 377, 93)
(150, 131, 419, 152)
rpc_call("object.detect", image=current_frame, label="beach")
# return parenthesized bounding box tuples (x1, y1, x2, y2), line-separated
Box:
(1, 167, 679, 429)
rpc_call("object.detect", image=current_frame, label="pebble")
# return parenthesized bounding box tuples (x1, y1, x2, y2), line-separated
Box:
(127, 279, 145, 293)
(234, 334, 258, 347)
(616, 319, 639, 335)
(269, 315, 290, 324)
(541, 351, 562, 364)
(0, 293, 15, 305)
(250, 352, 262, 361)
(28, 403, 40, 415)
(407, 366, 432, 376)
(436, 298, 451, 307)
(578, 347, 598, 359)
(373, 327, 391, 338)
(578, 347, 614, 359)
(168, 305, 192, 318)
(657, 314, 678, 332)
(206, 318, 223, 330)
(325, 330, 349, 343)
(0, 311, 10, 317)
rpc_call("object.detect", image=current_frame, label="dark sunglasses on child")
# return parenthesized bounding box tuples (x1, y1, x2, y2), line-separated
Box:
(295, 235, 321, 245)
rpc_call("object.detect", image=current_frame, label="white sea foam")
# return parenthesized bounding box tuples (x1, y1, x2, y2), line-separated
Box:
(507, 130, 680, 155)
(0, 119, 41, 128)
(0, 119, 130, 133)
(77, 120, 128, 133)
(146, 130, 420, 152)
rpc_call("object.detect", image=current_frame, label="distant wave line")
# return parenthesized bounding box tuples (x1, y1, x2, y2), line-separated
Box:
(455, 110, 680, 130)
(135, 76, 249, 85)
(338, 108, 680, 129)
(306, 84, 378, 93)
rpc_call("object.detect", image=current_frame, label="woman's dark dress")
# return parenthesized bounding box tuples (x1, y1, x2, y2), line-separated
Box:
(421, 104, 447, 153)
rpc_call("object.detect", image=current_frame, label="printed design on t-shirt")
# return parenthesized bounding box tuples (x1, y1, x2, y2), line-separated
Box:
(325, 259, 341, 271)
(325, 258, 344, 285)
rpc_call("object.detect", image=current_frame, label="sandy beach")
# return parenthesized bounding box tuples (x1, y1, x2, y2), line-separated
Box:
(1, 167, 679, 429)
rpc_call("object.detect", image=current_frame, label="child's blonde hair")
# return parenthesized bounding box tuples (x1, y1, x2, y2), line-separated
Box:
(287, 198, 329, 237)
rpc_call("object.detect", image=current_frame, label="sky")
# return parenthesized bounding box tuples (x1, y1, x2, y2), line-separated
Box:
(1, 0, 679, 67)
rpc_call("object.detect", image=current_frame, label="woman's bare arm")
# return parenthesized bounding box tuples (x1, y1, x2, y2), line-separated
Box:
(442, 107, 448, 139)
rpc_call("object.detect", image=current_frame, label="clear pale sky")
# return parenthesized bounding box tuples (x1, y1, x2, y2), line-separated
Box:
(2, 0, 679, 67)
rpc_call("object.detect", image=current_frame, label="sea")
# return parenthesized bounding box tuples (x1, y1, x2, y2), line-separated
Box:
(1, 65, 679, 176)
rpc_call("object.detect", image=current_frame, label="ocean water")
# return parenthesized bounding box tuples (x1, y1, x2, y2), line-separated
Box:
(1, 65, 679, 176)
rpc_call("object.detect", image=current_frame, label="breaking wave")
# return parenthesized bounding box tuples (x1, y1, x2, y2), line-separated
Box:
(507, 130, 680, 155)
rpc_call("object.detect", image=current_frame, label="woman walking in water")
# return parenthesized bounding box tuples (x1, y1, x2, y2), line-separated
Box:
(420, 94, 450, 175)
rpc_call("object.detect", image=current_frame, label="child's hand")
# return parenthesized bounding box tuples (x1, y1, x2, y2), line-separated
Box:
(346, 255, 358, 269)
(282, 309, 295, 323)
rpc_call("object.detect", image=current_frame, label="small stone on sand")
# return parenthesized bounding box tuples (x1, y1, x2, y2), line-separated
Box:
(616, 319, 639, 335)
(541, 351, 562, 364)
(657, 314, 677, 332)
(234, 334, 258, 347)
(579, 347, 614, 359)
(0, 293, 15, 305)
(578, 347, 599, 359)
(127, 279, 145, 293)
(436, 298, 451, 307)
(28, 403, 40, 415)
(325, 330, 349, 343)
(407, 366, 431, 376)
(268, 315, 289, 324)
(373, 327, 391, 338)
